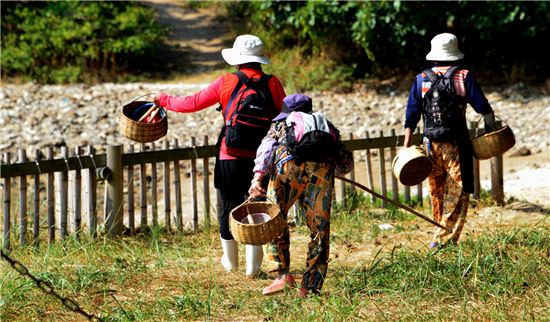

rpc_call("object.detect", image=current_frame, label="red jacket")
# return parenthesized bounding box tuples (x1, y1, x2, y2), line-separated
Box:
(157, 67, 286, 159)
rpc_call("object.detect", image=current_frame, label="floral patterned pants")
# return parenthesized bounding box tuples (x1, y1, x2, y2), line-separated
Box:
(267, 159, 334, 292)
(427, 141, 470, 244)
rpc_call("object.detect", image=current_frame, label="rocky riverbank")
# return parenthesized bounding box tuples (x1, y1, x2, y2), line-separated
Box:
(0, 82, 548, 157)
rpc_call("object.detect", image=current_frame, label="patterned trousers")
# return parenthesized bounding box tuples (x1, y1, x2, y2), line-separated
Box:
(427, 141, 470, 244)
(267, 159, 334, 292)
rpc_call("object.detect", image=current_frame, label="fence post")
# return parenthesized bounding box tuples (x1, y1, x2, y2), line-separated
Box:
(404, 185, 411, 204)
(139, 143, 148, 229)
(415, 128, 423, 207)
(416, 182, 423, 206)
(74, 146, 82, 239)
(172, 139, 183, 232)
(33, 149, 41, 247)
(59, 146, 68, 240)
(190, 137, 198, 232)
(491, 120, 504, 205)
(348, 133, 356, 194)
(491, 156, 504, 205)
(364, 132, 375, 204)
(339, 172, 346, 207)
(378, 130, 387, 208)
(127, 145, 135, 234)
(150, 142, 158, 226)
(105, 145, 123, 237)
(3, 152, 11, 250)
(202, 135, 211, 230)
(470, 121, 481, 199)
(18, 149, 27, 246)
(390, 129, 398, 203)
(86, 145, 97, 238)
(46, 147, 55, 244)
(339, 133, 354, 207)
(163, 140, 171, 231)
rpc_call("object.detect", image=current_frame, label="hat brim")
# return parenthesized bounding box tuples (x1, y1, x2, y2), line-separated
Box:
(221, 48, 271, 65)
(426, 51, 464, 61)
(272, 112, 288, 122)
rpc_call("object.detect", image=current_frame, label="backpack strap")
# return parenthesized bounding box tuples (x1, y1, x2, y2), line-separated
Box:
(234, 70, 249, 84)
(423, 69, 438, 82)
(223, 72, 246, 120)
(257, 74, 274, 117)
(443, 66, 460, 79)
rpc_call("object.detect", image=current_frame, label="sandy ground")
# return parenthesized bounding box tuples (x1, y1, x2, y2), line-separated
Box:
(485, 150, 550, 207)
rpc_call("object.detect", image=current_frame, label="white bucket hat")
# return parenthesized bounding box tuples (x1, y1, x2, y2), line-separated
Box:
(221, 34, 271, 66)
(425, 33, 464, 61)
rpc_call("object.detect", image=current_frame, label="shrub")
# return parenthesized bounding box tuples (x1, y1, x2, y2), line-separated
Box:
(224, 1, 550, 88)
(1, 1, 166, 83)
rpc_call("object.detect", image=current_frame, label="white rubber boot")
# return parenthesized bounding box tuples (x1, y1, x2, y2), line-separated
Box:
(245, 244, 264, 277)
(220, 237, 238, 272)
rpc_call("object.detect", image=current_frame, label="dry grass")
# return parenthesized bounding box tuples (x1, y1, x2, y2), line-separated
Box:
(1, 199, 549, 321)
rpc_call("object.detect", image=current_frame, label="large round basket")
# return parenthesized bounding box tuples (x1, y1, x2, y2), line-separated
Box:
(120, 99, 168, 143)
(230, 201, 286, 245)
(392, 145, 433, 186)
(472, 120, 515, 160)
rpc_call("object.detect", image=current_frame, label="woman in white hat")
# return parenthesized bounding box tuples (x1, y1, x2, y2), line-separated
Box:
(154, 34, 287, 277)
(402, 33, 496, 248)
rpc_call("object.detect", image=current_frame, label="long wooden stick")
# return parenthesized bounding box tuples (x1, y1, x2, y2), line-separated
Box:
(335, 176, 451, 232)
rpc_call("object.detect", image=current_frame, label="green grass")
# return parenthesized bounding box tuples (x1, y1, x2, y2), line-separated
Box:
(1, 203, 549, 321)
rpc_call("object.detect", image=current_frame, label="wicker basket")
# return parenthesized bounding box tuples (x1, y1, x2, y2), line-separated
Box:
(120, 96, 167, 143)
(471, 116, 515, 160)
(392, 145, 433, 186)
(230, 201, 286, 245)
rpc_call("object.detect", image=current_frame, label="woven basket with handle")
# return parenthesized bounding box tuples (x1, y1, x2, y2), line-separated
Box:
(230, 201, 286, 245)
(120, 94, 168, 143)
(392, 145, 432, 186)
(471, 115, 515, 160)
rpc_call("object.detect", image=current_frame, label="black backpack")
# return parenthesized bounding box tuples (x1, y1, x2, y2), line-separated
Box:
(284, 111, 342, 163)
(222, 71, 275, 158)
(422, 66, 466, 141)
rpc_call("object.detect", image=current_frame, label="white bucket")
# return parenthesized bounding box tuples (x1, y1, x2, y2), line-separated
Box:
(240, 212, 271, 224)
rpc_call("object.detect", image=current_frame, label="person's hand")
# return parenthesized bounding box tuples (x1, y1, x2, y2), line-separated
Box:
(248, 180, 266, 199)
(153, 93, 163, 107)
(483, 112, 496, 133)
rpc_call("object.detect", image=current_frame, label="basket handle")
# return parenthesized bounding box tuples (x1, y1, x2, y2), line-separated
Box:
(241, 195, 277, 223)
(245, 195, 276, 204)
(238, 199, 256, 224)
(474, 114, 507, 129)
(125, 92, 158, 106)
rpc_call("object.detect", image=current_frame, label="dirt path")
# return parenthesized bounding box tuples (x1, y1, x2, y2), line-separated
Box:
(142, 0, 229, 74)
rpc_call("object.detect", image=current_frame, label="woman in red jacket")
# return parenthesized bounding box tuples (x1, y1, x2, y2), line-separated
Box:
(155, 35, 286, 277)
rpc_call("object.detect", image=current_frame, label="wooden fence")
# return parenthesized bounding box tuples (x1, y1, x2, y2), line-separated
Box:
(0, 126, 504, 250)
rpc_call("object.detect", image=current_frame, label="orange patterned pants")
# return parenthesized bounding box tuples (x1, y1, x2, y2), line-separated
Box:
(427, 141, 470, 244)
(267, 159, 334, 292)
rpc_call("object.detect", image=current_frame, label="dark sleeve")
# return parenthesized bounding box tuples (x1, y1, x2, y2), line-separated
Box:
(465, 73, 493, 115)
(404, 75, 423, 132)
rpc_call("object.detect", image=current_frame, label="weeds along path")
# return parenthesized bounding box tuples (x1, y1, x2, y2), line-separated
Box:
(142, 0, 229, 75)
